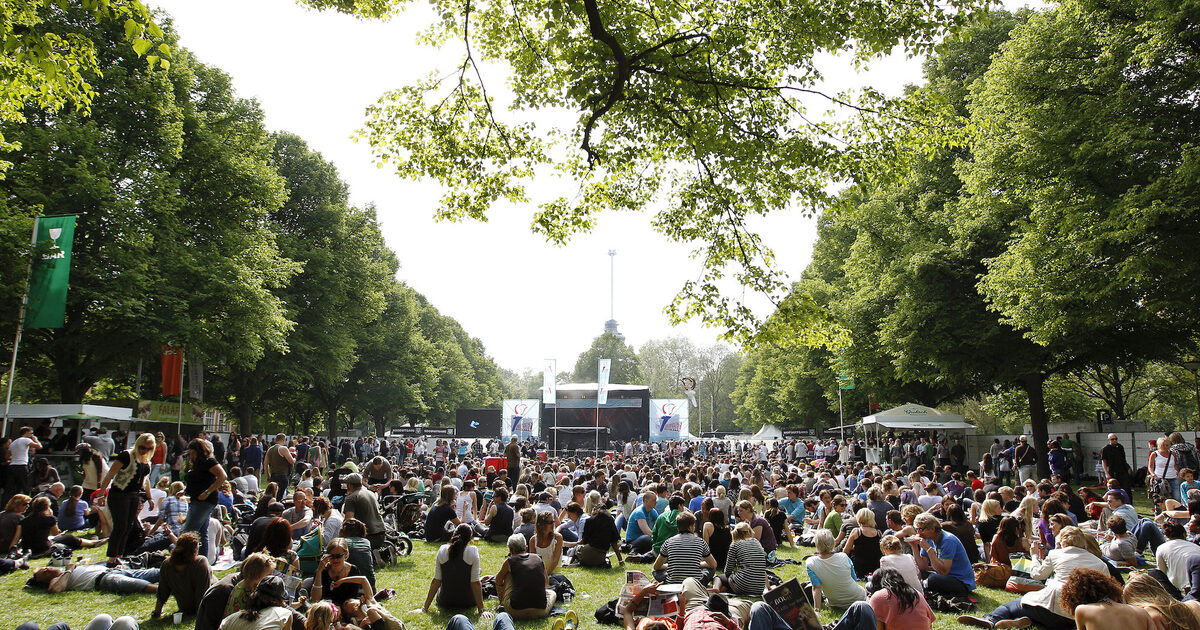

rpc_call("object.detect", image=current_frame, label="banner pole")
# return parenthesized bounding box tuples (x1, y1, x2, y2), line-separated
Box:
(3, 217, 40, 437)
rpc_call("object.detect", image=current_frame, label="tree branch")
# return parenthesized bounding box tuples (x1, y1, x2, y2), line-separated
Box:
(581, 0, 631, 167)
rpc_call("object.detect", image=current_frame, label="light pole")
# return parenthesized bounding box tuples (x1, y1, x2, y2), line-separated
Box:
(1184, 360, 1200, 433)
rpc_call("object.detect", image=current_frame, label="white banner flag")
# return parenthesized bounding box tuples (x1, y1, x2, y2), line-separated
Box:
(501, 399, 540, 441)
(542, 359, 556, 404)
(597, 358, 611, 405)
(650, 399, 690, 442)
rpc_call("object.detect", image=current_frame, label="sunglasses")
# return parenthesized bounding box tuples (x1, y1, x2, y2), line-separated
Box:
(138, 445, 153, 451)
(327, 553, 346, 559)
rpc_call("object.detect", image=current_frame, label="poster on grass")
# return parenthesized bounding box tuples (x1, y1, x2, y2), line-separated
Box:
(25, 215, 77, 329)
(501, 399, 540, 441)
(649, 399, 689, 442)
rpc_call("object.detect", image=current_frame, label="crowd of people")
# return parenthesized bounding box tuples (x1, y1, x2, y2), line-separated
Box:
(4, 425, 1200, 630)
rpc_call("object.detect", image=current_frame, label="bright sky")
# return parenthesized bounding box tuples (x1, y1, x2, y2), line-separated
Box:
(149, 0, 1036, 374)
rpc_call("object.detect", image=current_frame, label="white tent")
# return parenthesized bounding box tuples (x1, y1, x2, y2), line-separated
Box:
(5, 403, 131, 420)
(861, 403, 972, 430)
(748, 424, 784, 441)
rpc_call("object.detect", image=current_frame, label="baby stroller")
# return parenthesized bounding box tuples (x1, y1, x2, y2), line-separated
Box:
(380, 493, 426, 556)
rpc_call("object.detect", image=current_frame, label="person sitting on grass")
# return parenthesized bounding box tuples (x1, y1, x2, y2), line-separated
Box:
(908, 513, 974, 598)
(574, 501, 624, 567)
(625, 490, 659, 555)
(0, 494, 30, 554)
(1121, 570, 1200, 630)
(494, 533, 556, 620)
(958, 526, 1108, 630)
(414, 523, 487, 616)
(199, 553, 274, 629)
(805, 528, 866, 611)
(869, 566, 935, 630)
(218, 575, 302, 630)
(56, 485, 93, 532)
(715, 521, 766, 596)
(153, 531, 214, 619)
(311, 538, 369, 608)
(20, 495, 106, 557)
(878, 534, 922, 594)
(654, 510, 716, 585)
(1062, 567, 1155, 630)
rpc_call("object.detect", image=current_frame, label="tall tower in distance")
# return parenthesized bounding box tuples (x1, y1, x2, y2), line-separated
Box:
(604, 250, 624, 340)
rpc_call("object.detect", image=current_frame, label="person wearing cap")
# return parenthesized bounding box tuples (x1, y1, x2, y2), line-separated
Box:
(218, 575, 301, 630)
(342, 472, 386, 548)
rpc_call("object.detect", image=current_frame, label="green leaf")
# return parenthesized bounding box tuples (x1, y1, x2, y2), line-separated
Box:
(124, 19, 140, 40)
(131, 38, 151, 56)
(158, 43, 171, 56)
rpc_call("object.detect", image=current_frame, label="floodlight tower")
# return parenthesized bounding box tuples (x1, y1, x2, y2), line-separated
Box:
(604, 250, 624, 340)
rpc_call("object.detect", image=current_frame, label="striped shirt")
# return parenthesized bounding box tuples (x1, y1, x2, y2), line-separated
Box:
(660, 533, 711, 584)
(724, 538, 768, 596)
(159, 495, 188, 535)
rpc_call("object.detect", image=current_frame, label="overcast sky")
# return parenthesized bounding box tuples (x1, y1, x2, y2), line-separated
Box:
(149, 0, 1036, 375)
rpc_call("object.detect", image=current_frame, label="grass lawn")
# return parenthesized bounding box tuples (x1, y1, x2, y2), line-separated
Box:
(0, 492, 1154, 630)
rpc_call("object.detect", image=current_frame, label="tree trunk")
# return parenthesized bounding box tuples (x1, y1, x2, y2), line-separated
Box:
(373, 415, 386, 439)
(235, 402, 253, 436)
(325, 399, 340, 442)
(1022, 372, 1051, 478)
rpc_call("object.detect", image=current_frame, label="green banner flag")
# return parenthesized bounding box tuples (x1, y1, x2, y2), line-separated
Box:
(25, 215, 77, 329)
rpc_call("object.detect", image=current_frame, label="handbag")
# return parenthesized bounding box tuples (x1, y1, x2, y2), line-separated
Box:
(973, 562, 1012, 588)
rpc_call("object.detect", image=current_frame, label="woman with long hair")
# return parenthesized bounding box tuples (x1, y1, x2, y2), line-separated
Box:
(1015, 495, 1039, 544)
(29, 457, 59, 493)
(530, 509, 563, 578)
(701, 507, 731, 570)
(1038, 498, 1070, 552)
(870, 566, 935, 630)
(416, 523, 487, 614)
(717, 521, 767, 596)
(19, 495, 105, 556)
(991, 515, 1029, 564)
(183, 437, 228, 559)
(57, 485, 91, 532)
(98, 432, 155, 566)
(1123, 571, 1200, 630)
(154, 531, 214, 618)
(843, 507, 884, 576)
(254, 483, 279, 519)
(76, 443, 106, 504)
(977, 499, 1004, 560)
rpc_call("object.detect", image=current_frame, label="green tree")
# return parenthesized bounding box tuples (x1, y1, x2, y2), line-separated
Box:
(573, 333, 642, 384)
(0, 16, 293, 403)
(0, 1, 168, 174)
(964, 0, 1200, 358)
(301, 0, 991, 342)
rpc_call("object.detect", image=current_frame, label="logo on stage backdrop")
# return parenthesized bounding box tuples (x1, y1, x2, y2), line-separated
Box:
(649, 398, 689, 442)
(502, 399, 540, 440)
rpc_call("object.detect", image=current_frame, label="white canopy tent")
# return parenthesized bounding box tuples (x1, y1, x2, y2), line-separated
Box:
(747, 424, 784, 441)
(861, 403, 972, 431)
(860, 403, 974, 463)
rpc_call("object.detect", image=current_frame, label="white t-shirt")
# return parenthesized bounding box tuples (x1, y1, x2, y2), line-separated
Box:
(220, 606, 292, 630)
(455, 492, 476, 523)
(321, 510, 344, 547)
(1156, 539, 1200, 590)
(139, 488, 167, 520)
(880, 553, 923, 593)
(9, 437, 34, 465)
(433, 543, 482, 581)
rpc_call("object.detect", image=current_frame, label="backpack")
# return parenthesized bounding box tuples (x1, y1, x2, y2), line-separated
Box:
(1174, 443, 1200, 474)
(297, 523, 323, 575)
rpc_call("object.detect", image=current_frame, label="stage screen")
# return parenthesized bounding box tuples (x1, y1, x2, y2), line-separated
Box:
(455, 409, 501, 438)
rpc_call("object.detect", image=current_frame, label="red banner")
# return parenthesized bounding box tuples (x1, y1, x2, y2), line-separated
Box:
(162, 345, 183, 396)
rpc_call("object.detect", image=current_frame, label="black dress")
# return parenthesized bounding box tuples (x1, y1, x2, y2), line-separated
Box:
(849, 529, 883, 577)
(708, 526, 733, 570)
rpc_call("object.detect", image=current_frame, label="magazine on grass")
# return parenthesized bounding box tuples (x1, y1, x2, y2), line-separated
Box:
(763, 578, 822, 630)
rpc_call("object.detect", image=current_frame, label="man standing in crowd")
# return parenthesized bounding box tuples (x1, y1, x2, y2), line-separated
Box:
(1014, 435, 1037, 483)
(505, 436, 521, 486)
(1102, 433, 1133, 501)
(341, 473, 386, 548)
(264, 433, 294, 502)
(6, 426, 41, 503)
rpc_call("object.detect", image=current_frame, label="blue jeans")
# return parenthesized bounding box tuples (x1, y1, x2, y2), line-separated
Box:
(1134, 518, 1167, 553)
(793, 601, 875, 630)
(1168, 478, 1183, 504)
(97, 568, 160, 594)
(446, 612, 514, 630)
(985, 598, 1072, 630)
(183, 501, 217, 557)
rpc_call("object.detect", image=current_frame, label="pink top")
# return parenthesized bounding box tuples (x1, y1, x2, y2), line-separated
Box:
(869, 589, 935, 630)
